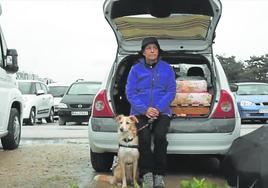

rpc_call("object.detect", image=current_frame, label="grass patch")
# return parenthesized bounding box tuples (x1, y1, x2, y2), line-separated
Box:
(69, 181, 79, 188)
(180, 177, 230, 188)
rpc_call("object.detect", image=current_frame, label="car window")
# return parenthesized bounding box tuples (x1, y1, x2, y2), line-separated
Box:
(67, 83, 101, 95)
(40, 83, 48, 94)
(48, 86, 69, 97)
(36, 83, 42, 92)
(18, 82, 35, 94)
(0, 27, 7, 68)
(237, 84, 268, 95)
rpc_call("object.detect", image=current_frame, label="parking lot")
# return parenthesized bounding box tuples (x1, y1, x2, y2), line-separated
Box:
(0, 122, 264, 188)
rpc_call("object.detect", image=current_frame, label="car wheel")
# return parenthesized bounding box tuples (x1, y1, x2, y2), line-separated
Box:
(58, 117, 66, 125)
(90, 149, 114, 172)
(46, 108, 54, 123)
(261, 119, 268, 124)
(1, 108, 21, 150)
(26, 107, 36, 125)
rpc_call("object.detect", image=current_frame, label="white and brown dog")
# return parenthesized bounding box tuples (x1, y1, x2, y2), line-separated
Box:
(94, 115, 140, 188)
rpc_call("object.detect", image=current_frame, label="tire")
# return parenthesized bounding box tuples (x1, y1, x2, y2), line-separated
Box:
(58, 117, 66, 125)
(46, 108, 54, 123)
(90, 149, 114, 172)
(25, 107, 36, 125)
(261, 119, 268, 124)
(1, 108, 21, 150)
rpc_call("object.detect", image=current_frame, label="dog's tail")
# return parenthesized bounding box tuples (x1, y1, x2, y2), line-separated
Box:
(94, 174, 116, 184)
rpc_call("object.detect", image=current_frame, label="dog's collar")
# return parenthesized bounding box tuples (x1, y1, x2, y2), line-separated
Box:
(119, 137, 139, 148)
(123, 137, 133, 143)
(119, 143, 139, 149)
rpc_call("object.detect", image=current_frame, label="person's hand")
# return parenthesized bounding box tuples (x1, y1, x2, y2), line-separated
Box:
(145, 107, 159, 118)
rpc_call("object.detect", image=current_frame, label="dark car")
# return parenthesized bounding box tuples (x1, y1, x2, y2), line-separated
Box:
(58, 81, 101, 125)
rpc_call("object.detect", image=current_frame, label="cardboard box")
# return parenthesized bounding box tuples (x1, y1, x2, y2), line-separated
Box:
(171, 106, 210, 116)
(171, 92, 212, 106)
(176, 80, 207, 93)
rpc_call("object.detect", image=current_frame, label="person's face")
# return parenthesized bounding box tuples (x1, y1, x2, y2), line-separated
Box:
(143, 43, 159, 63)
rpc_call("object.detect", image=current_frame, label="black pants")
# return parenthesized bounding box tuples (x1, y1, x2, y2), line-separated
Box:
(136, 115, 170, 176)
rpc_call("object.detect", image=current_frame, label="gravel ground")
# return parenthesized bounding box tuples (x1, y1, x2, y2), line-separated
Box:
(0, 143, 229, 188)
(0, 143, 94, 188)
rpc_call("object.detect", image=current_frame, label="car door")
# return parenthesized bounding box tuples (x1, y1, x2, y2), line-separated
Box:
(104, 0, 222, 54)
(35, 82, 46, 118)
(40, 83, 52, 116)
(0, 27, 9, 130)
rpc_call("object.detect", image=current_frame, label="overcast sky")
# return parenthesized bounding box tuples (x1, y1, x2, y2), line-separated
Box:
(1, 0, 268, 83)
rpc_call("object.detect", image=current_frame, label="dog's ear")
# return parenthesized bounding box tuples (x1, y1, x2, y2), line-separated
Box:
(129, 115, 139, 123)
(115, 114, 124, 122)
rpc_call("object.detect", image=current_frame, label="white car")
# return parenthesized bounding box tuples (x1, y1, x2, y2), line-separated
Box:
(48, 82, 69, 119)
(17, 80, 54, 125)
(88, 0, 241, 172)
(0, 4, 23, 150)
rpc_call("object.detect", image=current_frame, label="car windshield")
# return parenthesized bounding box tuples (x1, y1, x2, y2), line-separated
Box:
(67, 82, 101, 95)
(18, 82, 34, 94)
(237, 84, 268, 95)
(48, 86, 69, 97)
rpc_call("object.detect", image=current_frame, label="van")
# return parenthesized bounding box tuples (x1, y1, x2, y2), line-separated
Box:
(0, 5, 23, 150)
(88, 0, 241, 172)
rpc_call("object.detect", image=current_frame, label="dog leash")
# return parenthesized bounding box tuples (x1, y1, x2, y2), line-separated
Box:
(137, 118, 155, 132)
(137, 123, 151, 132)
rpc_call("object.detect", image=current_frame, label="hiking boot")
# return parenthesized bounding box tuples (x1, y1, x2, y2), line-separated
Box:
(142, 172, 154, 188)
(153, 175, 165, 188)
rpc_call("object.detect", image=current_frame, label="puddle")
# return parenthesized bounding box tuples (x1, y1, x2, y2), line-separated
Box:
(21, 138, 88, 146)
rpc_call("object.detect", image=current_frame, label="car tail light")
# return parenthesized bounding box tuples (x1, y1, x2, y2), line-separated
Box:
(92, 89, 114, 118)
(211, 90, 235, 119)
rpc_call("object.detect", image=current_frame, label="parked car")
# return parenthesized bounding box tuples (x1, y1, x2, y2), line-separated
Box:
(231, 82, 268, 123)
(88, 0, 241, 172)
(48, 82, 69, 119)
(58, 80, 101, 125)
(0, 4, 23, 150)
(17, 80, 54, 125)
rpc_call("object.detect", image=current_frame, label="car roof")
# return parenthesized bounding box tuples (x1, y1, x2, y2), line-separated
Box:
(235, 82, 268, 86)
(72, 81, 101, 84)
(48, 82, 70, 87)
(17, 80, 45, 84)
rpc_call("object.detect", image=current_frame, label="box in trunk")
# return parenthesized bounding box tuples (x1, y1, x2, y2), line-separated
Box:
(171, 92, 212, 106)
(171, 106, 210, 116)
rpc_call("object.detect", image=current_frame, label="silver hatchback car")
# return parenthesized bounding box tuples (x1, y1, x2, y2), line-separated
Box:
(88, 0, 241, 172)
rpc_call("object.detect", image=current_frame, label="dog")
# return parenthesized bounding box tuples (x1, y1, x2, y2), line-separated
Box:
(94, 115, 140, 188)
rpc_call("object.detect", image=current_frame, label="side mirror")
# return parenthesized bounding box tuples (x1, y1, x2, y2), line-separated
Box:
(36, 89, 45, 96)
(4, 49, 18, 73)
(230, 84, 238, 92)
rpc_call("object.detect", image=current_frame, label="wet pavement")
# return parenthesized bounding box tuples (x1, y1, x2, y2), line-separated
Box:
(16, 122, 266, 187)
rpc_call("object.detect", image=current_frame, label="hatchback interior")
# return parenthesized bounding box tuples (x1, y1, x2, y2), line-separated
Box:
(111, 53, 215, 118)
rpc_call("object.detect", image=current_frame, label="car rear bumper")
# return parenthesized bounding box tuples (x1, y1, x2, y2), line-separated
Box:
(239, 109, 268, 120)
(88, 117, 241, 154)
(58, 109, 91, 122)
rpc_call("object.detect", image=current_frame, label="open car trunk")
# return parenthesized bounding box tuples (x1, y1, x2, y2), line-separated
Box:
(111, 53, 215, 118)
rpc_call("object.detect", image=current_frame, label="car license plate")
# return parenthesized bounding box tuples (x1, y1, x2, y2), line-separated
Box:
(71, 111, 88, 116)
(259, 109, 268, 113)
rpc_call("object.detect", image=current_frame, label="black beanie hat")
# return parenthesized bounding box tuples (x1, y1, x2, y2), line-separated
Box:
(141, 37, 161, 52)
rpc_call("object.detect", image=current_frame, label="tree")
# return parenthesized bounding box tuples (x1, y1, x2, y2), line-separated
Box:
(245, 54, 268, 82)
(216, 55, 245, 83)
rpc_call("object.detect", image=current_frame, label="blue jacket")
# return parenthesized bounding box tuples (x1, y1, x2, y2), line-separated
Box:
(126, 58, 176, 116)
